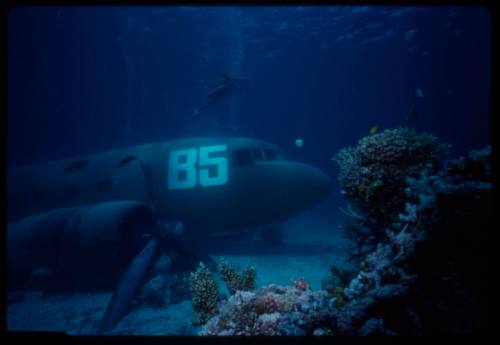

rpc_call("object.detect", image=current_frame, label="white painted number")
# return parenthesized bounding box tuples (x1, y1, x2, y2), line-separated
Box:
(199, 145, 228, 187)
(168, 145, 228, 190)
(168, 148, 197, 190)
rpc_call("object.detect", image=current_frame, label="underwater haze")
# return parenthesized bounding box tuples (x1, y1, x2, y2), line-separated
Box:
(7, 5, 492, 335)
(8, 6, 491, 167)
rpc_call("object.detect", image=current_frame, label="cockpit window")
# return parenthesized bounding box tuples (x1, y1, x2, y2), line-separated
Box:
(233, 149, 254, 167)
(234, 147, 280, 166)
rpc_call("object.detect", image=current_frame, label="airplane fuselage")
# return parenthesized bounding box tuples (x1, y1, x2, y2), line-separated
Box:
(8, 137, 331, 238)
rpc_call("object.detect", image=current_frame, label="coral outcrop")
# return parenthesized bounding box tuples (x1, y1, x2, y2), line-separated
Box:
(201, 280, 334, 336)
(332, 143, 492, 335)
(333, 128, 450, 263)
(189, 262, 220, 326)
(218, 258, 257, 295)
(189, 259, 257, 326)
(333, 128, 450, 226)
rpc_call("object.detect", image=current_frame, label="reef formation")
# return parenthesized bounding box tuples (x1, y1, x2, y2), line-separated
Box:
(189, 128, 492, 335)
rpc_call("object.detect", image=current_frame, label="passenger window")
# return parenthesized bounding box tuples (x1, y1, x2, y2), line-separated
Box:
(252, 149, 265, 161)
(263, 149, 278, 161)
(233, 149, 254, 167)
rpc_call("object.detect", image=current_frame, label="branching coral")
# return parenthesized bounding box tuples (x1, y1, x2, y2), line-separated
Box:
(189, 262, 221, 326)
(188, 259, 257, 327)
(218, 258, 256, 295)
(321, 266, 354, 307)
(398, 203, 418, 223)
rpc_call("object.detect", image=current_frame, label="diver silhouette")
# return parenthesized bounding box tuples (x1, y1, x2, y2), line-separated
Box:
(192, 74, 248, 118)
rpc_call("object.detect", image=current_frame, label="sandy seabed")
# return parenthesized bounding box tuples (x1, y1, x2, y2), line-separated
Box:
(8, 211, 353, 335)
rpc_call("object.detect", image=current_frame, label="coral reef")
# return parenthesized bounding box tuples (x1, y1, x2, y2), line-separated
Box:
(333, 128, 450, 263)
(189, 258, 257, 327)
(190, 131, 491, 335)
(333, 128, 450, 225)
(401, 146, 493, 334)
(321, 265, 354, 307)
(201, 280, 334, 335)
(333, 143, 492, 335)
(218, 258, 257, 295)
(189, 262, 221, 326)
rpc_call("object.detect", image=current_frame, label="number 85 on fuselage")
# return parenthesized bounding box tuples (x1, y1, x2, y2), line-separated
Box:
(160, 137, 331, 237)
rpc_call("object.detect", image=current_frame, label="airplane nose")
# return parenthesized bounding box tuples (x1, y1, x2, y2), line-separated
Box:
(303, 165, 332, 201)
(273, 162, 332, 211)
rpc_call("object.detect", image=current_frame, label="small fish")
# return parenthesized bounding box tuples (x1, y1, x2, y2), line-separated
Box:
(407, 108, 419, 121)
(415, 88, 424, 98)
(404, 29, 417, 41)
(369, 126, 378, 135)
(295, 138, 304, 148)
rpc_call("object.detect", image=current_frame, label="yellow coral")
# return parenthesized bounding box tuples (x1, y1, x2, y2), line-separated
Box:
(332, 287, 345, 308)
(358, 180, 368, 194)
(218, 258, 257, 295)
(189, 262, 220, 326)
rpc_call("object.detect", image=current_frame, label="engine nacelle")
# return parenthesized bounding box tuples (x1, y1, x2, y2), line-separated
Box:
(8, 201, 153, 290)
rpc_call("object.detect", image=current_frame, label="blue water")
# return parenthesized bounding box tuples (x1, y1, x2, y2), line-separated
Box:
(8, 6, 491, 169)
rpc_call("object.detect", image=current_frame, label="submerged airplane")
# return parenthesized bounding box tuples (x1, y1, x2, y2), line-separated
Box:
(7, 137, 331, 332)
